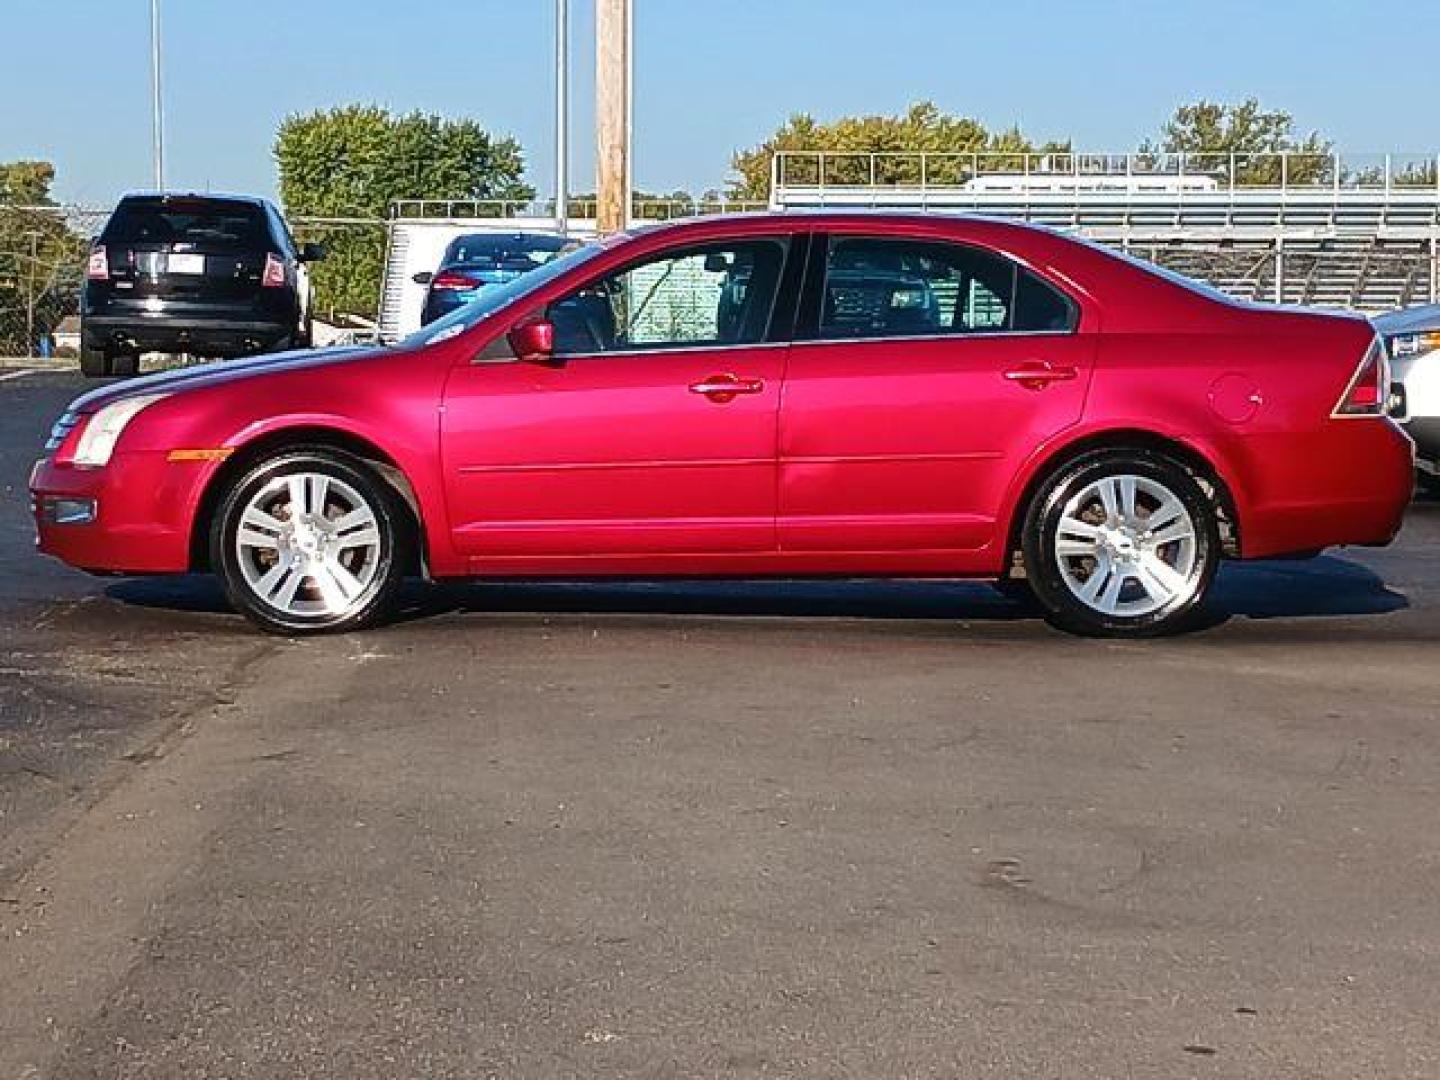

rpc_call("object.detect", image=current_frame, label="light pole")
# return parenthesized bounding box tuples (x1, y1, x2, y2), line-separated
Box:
(555, 0, 569, 234)
(149, 0, 165, 191)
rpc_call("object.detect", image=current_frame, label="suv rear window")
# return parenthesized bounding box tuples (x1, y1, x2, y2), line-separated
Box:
(102, 199, 268, 249)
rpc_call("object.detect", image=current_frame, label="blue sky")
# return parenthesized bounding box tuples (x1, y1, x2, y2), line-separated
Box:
(4, 0, 1438, 206)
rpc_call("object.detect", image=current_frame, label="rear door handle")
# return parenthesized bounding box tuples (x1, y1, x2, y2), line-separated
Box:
(689, 373, 765, 403)
(1004, 361, 1078, 389)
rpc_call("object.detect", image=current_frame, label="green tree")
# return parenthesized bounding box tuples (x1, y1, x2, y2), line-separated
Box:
(274, 106, 534, 319)
(1146, 98, 1332, 185)
(729, 101, 1070, 200)
(0, 161, 85, 355)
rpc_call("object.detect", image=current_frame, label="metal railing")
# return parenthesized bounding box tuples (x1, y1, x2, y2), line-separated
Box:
(390, 197, 767, 221)
(771, 151, 1440, 196)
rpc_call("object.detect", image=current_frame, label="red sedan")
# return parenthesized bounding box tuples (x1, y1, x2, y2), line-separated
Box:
(31, 212, 1412, 636)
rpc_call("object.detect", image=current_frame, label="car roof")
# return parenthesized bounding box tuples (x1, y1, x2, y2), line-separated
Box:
(615, 209, 1070, 244)
(1372, 303, 1440, 333)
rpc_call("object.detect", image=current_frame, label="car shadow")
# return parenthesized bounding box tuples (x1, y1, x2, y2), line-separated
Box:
(104, 553, 1408, 629)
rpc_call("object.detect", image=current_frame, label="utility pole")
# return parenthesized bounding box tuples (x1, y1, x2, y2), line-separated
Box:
(554, 0, 569, 234)
(150, 0, 166, 190)
(595, 0, 631, 234)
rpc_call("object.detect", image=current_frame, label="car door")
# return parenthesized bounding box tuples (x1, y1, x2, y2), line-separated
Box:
(779, 233, 1095, 554)
(441, 236, 796, 560)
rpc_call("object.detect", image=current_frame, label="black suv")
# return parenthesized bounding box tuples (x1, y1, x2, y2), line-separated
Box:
(80, 193, 322, 377)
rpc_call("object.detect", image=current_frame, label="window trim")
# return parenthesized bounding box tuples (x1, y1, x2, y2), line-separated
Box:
(544, 236, 795, 359)
(796, 232, 1081, 343)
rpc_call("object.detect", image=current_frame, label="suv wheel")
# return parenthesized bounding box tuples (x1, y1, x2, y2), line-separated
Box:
(1021, 449, 1219, 637)
(211, 448, 407, 634)
(79, 342, 109, 378)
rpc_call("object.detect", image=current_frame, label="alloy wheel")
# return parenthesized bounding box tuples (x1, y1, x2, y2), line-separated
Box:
(233, 471, 384, 619)
(1052, 472, 1201, 617)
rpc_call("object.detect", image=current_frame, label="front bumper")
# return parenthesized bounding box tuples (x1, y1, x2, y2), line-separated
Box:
(29, 450, 214, 574)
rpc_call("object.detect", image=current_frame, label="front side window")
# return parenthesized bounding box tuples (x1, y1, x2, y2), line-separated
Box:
(547, 239, 787, 356)
(816, 236, 1077, 340)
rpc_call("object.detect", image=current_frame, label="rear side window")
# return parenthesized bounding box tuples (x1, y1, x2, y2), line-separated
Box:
(101, 199, 268, 249)
(815, 236, 1077, 340)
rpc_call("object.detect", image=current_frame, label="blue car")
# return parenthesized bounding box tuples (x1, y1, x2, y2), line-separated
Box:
(415, 232, 572, 326)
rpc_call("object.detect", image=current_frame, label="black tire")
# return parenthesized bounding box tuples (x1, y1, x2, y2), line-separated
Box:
(1021, 449, 1220, 637)
(210, 447, 408, 634)
(79, 342, 110, 378)
(1417, 471, 1440, 499)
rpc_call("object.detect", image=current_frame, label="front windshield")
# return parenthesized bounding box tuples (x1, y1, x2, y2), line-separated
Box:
(400, 241, 604, 348)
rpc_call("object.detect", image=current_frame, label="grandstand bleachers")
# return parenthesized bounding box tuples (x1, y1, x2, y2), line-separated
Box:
(768, 151, 1440, 313)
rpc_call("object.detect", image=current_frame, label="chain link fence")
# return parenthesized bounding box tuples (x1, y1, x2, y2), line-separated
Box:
(0, 199, 765, 358)
(0, 205, 388, 358)
(0, 205, 107, 359)
(5, 198, 1437, 359)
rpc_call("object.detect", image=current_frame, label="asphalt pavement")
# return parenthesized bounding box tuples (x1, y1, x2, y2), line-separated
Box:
(3, 369, 1439, 1078)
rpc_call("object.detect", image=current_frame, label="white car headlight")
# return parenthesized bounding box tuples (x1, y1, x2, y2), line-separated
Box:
(1389, 331, 1440, 358)
(72, 393, 169, 467)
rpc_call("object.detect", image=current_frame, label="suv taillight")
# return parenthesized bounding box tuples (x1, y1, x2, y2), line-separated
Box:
(1332, 336, 1392, 418)
(262, 252, 286, 288)
(86, 246, 109, 281)
(431, 270, 481, 291)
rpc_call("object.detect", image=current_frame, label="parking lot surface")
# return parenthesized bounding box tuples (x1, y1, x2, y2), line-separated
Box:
(3, 369, 1439, 1078)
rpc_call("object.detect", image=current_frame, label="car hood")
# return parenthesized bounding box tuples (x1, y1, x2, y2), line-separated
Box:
(67, 344, 392, 414)
(1372, 304, 1440, 335)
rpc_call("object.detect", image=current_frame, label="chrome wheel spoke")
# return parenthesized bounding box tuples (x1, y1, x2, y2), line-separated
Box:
(1148, 519, 1195, 547)
(310, 559, 360, 613)
(1097, 568, 1126, 613)
(237, 506, 285, 552)
(332, 507, 371, 532)
(1116, 475, 1139, 521)
(335, 524, 381, 551)
(1097, 478, 1121, 524)
(256, 557, 304, 609)
(1077, 555, 1113, 605)
(1135, 552, 1187, 600)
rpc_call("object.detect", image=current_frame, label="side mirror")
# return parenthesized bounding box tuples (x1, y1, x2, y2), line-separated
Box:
(507, 319, 556, 364)
(299, 242, 327, 263)
(412, 270, 434, 286)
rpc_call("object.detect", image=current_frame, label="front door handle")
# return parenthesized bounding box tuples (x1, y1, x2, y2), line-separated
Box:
(1004, 361, 1078, 390)
(689, 373, 765, 403)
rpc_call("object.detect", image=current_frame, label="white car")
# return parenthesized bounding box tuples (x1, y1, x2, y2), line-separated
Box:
(1373, 303, 1440, 495)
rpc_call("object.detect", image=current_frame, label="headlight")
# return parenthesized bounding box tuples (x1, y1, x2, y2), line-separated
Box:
(1389, 331, 1440, 358)
(71, 394, 169, 467)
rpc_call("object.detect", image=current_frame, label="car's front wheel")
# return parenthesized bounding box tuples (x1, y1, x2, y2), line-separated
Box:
(211, 448, 407, 634)
(1021, 449, 1220, 637)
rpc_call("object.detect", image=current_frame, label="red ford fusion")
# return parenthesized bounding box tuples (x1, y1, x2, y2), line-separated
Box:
(30, 212, 1412, 636)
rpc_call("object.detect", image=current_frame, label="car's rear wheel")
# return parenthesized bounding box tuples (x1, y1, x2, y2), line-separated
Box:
(211, 448, 407, 634)
(1021, 449, 1219, 637)
(79, 342, 109, 378)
